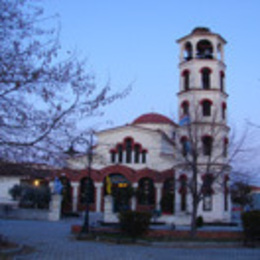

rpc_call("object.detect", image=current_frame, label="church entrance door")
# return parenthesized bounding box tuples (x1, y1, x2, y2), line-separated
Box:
(106, 174, 132, 212)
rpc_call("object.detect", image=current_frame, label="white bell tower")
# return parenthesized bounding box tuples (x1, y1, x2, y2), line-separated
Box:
(175, 27, 231, 224)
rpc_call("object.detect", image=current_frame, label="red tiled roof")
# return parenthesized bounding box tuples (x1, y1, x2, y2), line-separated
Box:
(132, 113, 175, 125)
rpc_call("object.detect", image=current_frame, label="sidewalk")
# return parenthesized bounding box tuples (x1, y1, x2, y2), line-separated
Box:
(0, 218, 259, 260)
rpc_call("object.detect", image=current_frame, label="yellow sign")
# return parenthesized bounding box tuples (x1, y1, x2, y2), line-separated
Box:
(118, 183, 128, 188)
(106, 176, 112, 194)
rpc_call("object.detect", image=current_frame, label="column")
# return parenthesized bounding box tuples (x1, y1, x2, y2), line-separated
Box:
(154, 183, 163, 211)
(131, 183, 138, 211)
(213, 42, 218, 60)
(94, 182, 103, 212)
(71, 182, 79, 213)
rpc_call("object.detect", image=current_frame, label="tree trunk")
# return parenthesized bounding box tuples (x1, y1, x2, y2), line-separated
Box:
(190, 197, 198, 238)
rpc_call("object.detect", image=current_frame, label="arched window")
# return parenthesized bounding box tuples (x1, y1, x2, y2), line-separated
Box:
(222, 102, 226, 120)
(180, 136, 190, 157)
(137, 178, 155, 205)
(134, 144, 141, 163)
(223, 138, 228, 157)
(110, 149, 116, 163)
(202, 136, 213, 156)
(220, 71, 225, 92)
(201, 99, 212, 116)
(181, 100, 189, 115)
(59, 176, 72, 214)
(161, 178, 175, 213)
(202, 174, 214, 211)
(201, 68, 211, 89)
(110, 138, 148, 164)
(224, 175, 229, 211)
(142, 150, 147, 163)
(182, 70, 190, 90)
(117, 144, 123, 163)
(178, 174, 187, 211)
(184, 42, 193, 61)
(196, 40, 213, 59)
(104, 174, 131, 212)
(125, 138, 133, 163)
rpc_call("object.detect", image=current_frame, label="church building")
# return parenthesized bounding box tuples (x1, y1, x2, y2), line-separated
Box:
(62, 27, 231, 225)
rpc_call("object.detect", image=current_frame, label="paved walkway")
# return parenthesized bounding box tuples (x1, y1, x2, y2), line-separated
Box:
(0, 218, 259, 260)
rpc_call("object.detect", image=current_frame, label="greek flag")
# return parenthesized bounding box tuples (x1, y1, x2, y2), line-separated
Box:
(184, 140, 191, 153)
(53, 177, 63, 194)
(179, 115, 190, 126)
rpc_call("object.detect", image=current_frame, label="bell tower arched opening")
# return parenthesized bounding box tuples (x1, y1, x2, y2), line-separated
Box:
(196, 39, 213, 59)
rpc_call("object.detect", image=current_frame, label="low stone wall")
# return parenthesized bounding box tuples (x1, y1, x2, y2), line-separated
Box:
(71, 224, 243, 240)
(146, 229, 243, 240)
(0, 205, 49, 221)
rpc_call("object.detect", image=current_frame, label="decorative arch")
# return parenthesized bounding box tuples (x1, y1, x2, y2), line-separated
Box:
(196, 39, 213, 59)
(100, 165, 136, 183)
(110, 137, 148, 164)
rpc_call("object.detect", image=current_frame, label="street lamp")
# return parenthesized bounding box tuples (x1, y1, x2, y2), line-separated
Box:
(64, 132, 94, 234)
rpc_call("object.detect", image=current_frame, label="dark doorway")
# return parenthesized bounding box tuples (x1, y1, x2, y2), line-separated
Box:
(105, 174, 132, 212)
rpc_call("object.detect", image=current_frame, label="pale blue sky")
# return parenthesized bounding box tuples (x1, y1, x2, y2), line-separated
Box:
(41, 0, 260, 182)
(42, 0, 260, 130)
(42, 0, 260, 133)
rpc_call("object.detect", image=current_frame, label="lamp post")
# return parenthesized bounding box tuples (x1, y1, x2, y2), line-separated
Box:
(65, 132, 94, 234)
(82, 132, 93, 234)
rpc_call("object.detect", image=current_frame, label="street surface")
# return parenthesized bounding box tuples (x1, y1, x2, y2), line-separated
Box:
(0, 217, 259, 260)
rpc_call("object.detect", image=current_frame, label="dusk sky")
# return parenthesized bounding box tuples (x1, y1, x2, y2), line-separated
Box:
(42, 0, 260, 178)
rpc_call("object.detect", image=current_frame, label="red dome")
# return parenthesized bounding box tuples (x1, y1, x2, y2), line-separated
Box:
(132, 113, 175, 125)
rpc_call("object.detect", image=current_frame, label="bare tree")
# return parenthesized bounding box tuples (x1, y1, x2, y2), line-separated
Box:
(174, 106, 245, 237)
(0, 0, 130, 164)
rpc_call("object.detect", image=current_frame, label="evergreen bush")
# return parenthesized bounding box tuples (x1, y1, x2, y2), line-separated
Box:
(241, 210, 260, 246)
(9, 184, 51, 209)
(119, 211, 152, 240)
(196, 216, 204, 227)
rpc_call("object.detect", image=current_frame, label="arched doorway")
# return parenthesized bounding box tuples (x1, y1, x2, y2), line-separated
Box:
(161, 178, 175, 214)
(79, 177, 95, 211)
(137, 177, 155, 211)
(104, 174, 132, 212)
(59, 176, 72, 214)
